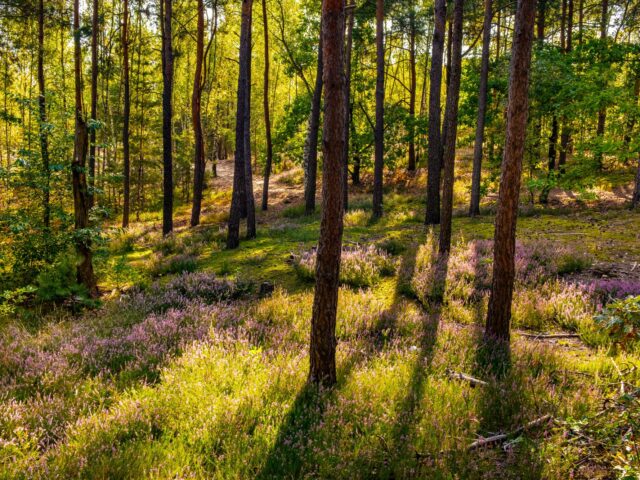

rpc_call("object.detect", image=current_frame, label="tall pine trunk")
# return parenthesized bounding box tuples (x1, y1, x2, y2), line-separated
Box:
(73, 0, 98, 297)
(309, 0, 345, 387)
(595, 0, 608, 169)
(89, 0, 99, 209)
(469, 0, 492, 216)
(304, 28, 323, 215)
(438, 0, 463, 255)
(122, 0, 131, 227)
(485, 0, 537, 342)
(342, 4, 354, 211)
(37, 0, 51, 228)
(425, 0, 446, 225)
(372, 0, 385, 218)
(261, 0, 274, 211)
(243, 1, 256, 239)
(190, 0, 205, 226)
(161, 0, 173, 236)
(407, 15, 417, 172)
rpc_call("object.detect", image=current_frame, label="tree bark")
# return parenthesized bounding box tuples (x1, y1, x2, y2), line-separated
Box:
(89, 0, 99, 209)
(372, 0, 385, 218)
(261, 0, 274, 211)
(243, 0, 256, 239)
(425, 0, 446, 225)
(227, 0, 253, 248)
(122, 0, 131, 227)
(37, 0, 51, 228)
(595, 0, 608, 169)
(407, 13, 417, 172)
(558, 0, 573, 173)
(161, 0, 173, 236)
(439, 0, 463, 255)
(190, 0, 206, 226)
(485, 0, 537, 342)
(309, 0, 345, 387)
(342, 4, 354, 211)
(73, 0, 98, 297)
(304, 27, 323, 215)
(470, 0, 493, 216)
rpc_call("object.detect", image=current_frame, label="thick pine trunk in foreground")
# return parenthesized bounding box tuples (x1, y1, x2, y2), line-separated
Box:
(470, 0, 492, 216)
(37, 0, 51, 228)
(261, 0, 274, 211)
(161, 0, 173, 236)
(122, 0, 131, 227)
(227, 0, 253, 248)
(309, 0, 345, 387)
(190, 0, 205, 227)
(372, 0, 384, 218)
(485, 0, 537, 342)
(304, 29, 323, 215)
(425, 0, 446, 225)
(438, 0, 463, 255)
(73, 0, 98, 297)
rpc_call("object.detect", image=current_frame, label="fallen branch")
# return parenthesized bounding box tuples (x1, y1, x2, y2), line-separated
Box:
(468, 415, 553, 450)
(446, 369, 488, 387)
(519, 332, 581, 340)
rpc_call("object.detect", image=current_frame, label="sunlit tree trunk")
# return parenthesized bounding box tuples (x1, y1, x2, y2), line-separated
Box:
(407, 12, 417, 173)
(37, 0, 51, 228)
(486, 0, 537, 342)
(89, 0, 99, 209)
(372, 0, 384, 218)
(122, 0, 131, 227)
(309, 0, 345, 387)
(190, 0, 206, 226)
(304, 27, 323, 215)
(261, 0, 274, 211)
(161, 0, 174, 236)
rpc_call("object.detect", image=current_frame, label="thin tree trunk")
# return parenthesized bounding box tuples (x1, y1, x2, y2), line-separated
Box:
(372, 0, 384, 218)
(439, 0, 463, 255)
(425, 0, 446, 225)
(304, 27, 323, 215)
(37, 0, 51, 228)
(227, 0, 253, 248)
(485, 0, 537, 342)
(190, 0, 205, 226)
(89, 0, 99, 209)
(261, 0, 274, 211)
(342, 4, 354, 210)
(558, 0, 573, 173)
(407, 15, 417, 172)
(309, 0, 345, 387)
(470, 0, 493, 216)
(595, 0, 608, 169)
(243, 1, 256, 240)
(122, 0, 131, 227)
(161, 0, 173, 235)
(73, 0, 98, 297)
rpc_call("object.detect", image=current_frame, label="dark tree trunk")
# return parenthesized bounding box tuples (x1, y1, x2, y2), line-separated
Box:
(243, 2, 256, 240)
(372, 0, 384, 218)
(309, 0, 345, 387)
(407, 15, 417, 172)
(548, 116, 558, 171)
(558, 0, 573, 173)
(261, 0, 274, 211)
(595, 0, 608, 169)
(73, 0, 98, 297)
(633, 153, 640, 209)
(304, 28, 323, 215)
(470, 0, 493, 216)
(161, 0, 173, 236)
(485, 0, 537, 342)
(190, 0, 205, 226)
(37, 0, 51, 228)
(441, 14, 453, 151)
(439, 0, 463, 255)
(425, 0, 446, 225)
(89, 0, 99, 209)
(227, 0, 253, 248)
(342, 4, 354, 211)
(122, 0, 131, 227)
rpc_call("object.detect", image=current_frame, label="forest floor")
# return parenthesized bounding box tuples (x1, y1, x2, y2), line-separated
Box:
(1, 157, 640, 479)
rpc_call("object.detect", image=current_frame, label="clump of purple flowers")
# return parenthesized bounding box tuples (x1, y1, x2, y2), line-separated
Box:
(580, 279, 640, 306)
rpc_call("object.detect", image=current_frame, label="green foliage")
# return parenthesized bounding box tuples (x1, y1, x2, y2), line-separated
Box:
(35, 255, 91, 304)
(596, 296, 640, 350)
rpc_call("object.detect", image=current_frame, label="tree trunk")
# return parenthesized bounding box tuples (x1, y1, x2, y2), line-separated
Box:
(73, 0, 98, 297)
(261, 0, 274, 211)
(595, 0, 607, 169)
(227, 0, 253, 248)
(470, 0, 493, 216)
(425, 0, 446, 225)
(190, 0, 206, 226)
(122, 0, 131, 227)
(558, 0, 573, 173)
(243, 0, 256, 239)
(309, 0, 345, 387)
(89, 0, 99, 209)
(304, 27, 323, 215)
(407, 15, 417, 172)
(372, 0, 385, 218)
(485, 0, 537, 342)
(438, 0, 463, 255)
(342, 4, 354, 211)
(37, 0, 51, 228)
(161, 0, 173, 236)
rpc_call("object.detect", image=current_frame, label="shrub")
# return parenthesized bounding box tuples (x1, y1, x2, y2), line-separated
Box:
(595, 295, 640, 350)
(149, 254, 198, 277)
(35, 256, 91, 304)
(109, 230, 137, 255)
(343, 209, 368, 227)
(375, 238, 406, 256)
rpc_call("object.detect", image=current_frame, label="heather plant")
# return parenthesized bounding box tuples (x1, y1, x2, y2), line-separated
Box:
(595, 295, 640, 350)
(292, 244, 396, 288)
